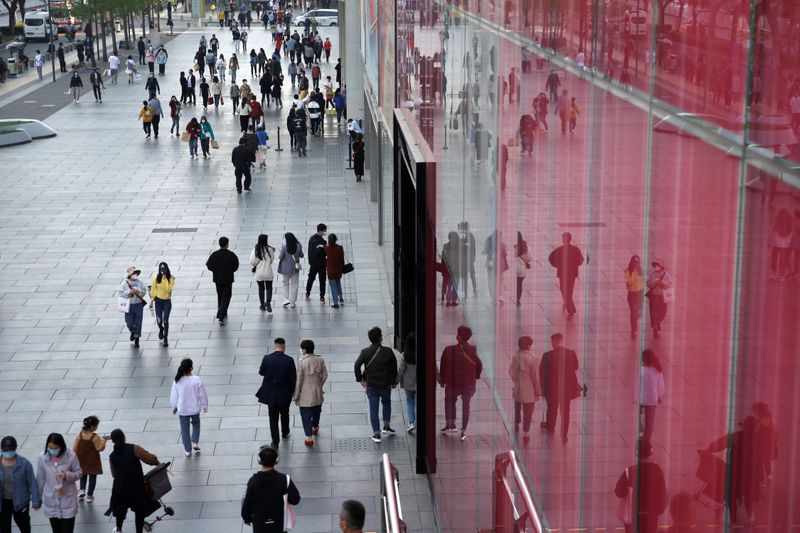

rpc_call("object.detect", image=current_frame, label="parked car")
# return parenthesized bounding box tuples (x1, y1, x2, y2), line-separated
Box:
(293, 9, 338, 26)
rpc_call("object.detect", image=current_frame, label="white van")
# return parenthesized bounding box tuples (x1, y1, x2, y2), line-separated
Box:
(294, 9, 338, 27)
(24, 10, 53, 42)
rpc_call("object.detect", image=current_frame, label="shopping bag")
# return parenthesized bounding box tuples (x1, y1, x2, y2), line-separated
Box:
(284, 475, 297, 530)
(615, 468, 632, 526)
(210, 139, 220, 149)
(507, 136, 519, 147)
(220, 97, 225, 105)
(116, 297, 131, 313)
(207, 96, 214, 105)
(181, 132, 191, 142)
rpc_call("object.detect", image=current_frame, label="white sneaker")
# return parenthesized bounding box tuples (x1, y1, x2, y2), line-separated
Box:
(193, 443, 200, 451)
(289, 303, 296, 308)
(184, 450, 191, 457)
(406, 422, 415, 432)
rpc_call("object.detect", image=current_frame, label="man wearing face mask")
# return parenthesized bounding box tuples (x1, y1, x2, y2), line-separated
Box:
(0, 435, 42, 532)
(305, 223, 328, 303)
(119, 267, 147, 348)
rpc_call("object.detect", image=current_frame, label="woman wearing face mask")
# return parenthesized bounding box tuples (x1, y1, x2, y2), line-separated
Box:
(108, 429, 159, 533)
(36, 434, 81, 533)
(250, 234, 276, 312)
(119, 267, 147, 348)
(624, 255, 644, 339)
(199, 116, 216, 159)
(72, 416, 109, 503)
(148, 262, 175, 347)
(645, 259, 673, 338)
(168, 95, 182, 136)
(185, 117, 201, 159)
(0, 435, 41, 533)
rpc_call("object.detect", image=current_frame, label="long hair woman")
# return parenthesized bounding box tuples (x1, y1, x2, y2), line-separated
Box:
(170, 358, 208, 456)
(249, 233, 276, 312)
(399, 332, 417, 432)
(624, 255, 644, 339)
(634, 350, 665, 442)
(149, 262, 174, 347)
(324, 233, 345, 308)
(277, 232, 304, 308)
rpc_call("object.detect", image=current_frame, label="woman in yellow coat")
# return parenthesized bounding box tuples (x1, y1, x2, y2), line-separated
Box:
(149, 262, 175, 347)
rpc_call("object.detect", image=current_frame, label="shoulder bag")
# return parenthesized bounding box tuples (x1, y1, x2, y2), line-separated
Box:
(360, 345, 382, 387)
(342, 248, 354, 274)
(615, 467, 632, 526)
(283, 474, 298, 530)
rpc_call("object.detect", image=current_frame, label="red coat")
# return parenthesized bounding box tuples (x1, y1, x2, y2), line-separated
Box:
(324, 244, 344, 280)
(249, 100, 263, 119)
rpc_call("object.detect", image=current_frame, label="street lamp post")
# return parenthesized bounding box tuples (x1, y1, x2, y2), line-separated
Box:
(48, 0, 56, 82)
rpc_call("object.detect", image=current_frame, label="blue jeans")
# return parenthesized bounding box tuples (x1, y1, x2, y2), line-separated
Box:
(179, 413, 200, 453)
(366, 387, 392, 434)
(405, 390, 416, 424)
(328, 279, 342, 303)
(154, 298, 172, 337)
(299, 405, 322, 437)
(188, 138, 198, 156)
(124, 302, 144, 338)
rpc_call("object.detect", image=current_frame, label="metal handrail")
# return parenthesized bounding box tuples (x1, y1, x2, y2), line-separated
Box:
(494, 450, 542, 533)
(507, 451, 542, 533)
(380, 453, 407, 533)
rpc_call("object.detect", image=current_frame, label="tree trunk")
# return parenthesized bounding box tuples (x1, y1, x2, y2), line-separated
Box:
(2, 0, 19, 29)
(109, 11, 117, 56)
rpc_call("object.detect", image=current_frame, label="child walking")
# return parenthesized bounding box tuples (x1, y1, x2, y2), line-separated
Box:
(72, 415, 110, 503)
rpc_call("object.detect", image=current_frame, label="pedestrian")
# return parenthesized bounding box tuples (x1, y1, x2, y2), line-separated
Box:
(240, 446, 300, 533)
(750, 402, 778, 486)
(438, 325, 482, 441)
(231, 138, 254, 193)
(333, 88, 345, 124)
(545, 69, 561, 102)
(230, 81, 240, 113)
(229, 54, 239, 83)
(624, 255, 644, 339)
(615, 440, 667, 533)
(305, 223, 328, 302)
(187, 69, 196, 105)
(144, 73, 160, 99)
(36, 434, 81, 533)
(769, 208, 793, 281)
(169, 96, 182, 136)
(256, 338, 297, 448)
(250, 234, 276, 312)
(354, 327, 398, 443)
(136, 100, 154, 138)
(555, 90, 569, 134)
(509, 336, 542, 441)
(34, 50, 44, 80)
(89, 68, 104, 103)
(534, 92, 549, 131)
(185, 117, 201, 158)
(170, 358, 208, 457)
(119, 267, 146, 348)
(68, 72, 82, 103)
(144, 47, 154, 74)
(147, 95, 163, 138)
(218, 54, 226, 83)
(439, 231, 460, 306)
(108, 429, 159, 533)
(323, 37, 332, 62)
(539, 332, 581, 444)
(238, 96, 252, 132)
(293, 339, 328, 447)
(278, 232, 304, 308)
(482, 230, 508, 302)
(259, 71, 272, 105)
(108, 52, 120, 84)
(57, 43, 66, 73)
(255, 126, 269, 169)
(0, 435, 41, 533)
(155, 46, 168, 75)
(547, 232, 585, 319)
(337, 500, 366, 532)
(198, 76, 211, 110)
(335, 57, 341, 86)
(199, 116, 215, 158)
(271, 75, 283, 108)
(398, 332, 417, 433)
(205, 237, 239, 325)
(323, 233, 345, 308)
(633, 349, 665, 442)
(352, 134, 365, 182)
(147, 262, 174, 347)
(249, 95, 263, 129)
(206, 48, 216, 76)
(568, 96, 580, 135)
(519, 114, 537, 155)
(71, 416, 108, 505)
(645, 259, 673, 338)
(137, 37, 146, 65)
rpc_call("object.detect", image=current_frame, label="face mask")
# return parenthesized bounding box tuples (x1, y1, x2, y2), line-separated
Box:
(47, 448, 60, 457)
(130, 274, 138, 281)
(1, 451, 15, 459)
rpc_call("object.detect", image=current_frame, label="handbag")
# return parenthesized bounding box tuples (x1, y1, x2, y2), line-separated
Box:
(116, 296, 131, 313)
(210, 139, 220, 149)
(283, 474, 297, 530)
(220, 97, 225, 105)
(663, 287, 675, 304)
(181, 131, 190, 142)
(342, 263, 354, 274)
(516, 255, 530, 277)
(615, 468, 633, 525)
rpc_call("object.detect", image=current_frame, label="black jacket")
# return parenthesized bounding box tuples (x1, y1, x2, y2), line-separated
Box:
(145, 77, 160, 93)
(354, 343, 398, 389)
(241, 470, 300, 533)
(256, 351, 297, 406)
(307, 234, 327, 267)
(206, 248, 239, 284)
(231, 145, 254, 169)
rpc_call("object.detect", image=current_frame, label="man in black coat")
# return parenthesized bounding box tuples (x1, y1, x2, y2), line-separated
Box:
(539, 332, 580, 443)
(256, 338, 297, 448)
(137, 37, 146, 65)
(241, 447, 300, 532)
(305, 223, 327, 302)
(57, 43, 67, 72)
(548, 231, 585, 318)
(205, 236, 239, 325)
(231, 138, 254, 193)
(354, 327, 398, 443)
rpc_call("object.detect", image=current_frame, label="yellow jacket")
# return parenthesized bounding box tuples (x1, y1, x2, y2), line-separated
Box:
(150, 275, 175, 300)
(138, 105, 154, 123)
(624, 270, 643, 292)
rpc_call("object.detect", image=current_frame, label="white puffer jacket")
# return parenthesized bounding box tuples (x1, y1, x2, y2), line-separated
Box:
(249, 246, 275, 281)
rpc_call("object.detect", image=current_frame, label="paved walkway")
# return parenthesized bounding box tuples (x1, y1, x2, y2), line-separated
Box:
(0, 25, 434, 533)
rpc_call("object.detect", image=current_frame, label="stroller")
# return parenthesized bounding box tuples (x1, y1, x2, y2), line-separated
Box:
(695, 450, 725, 517)
(142, 462, 175, 531)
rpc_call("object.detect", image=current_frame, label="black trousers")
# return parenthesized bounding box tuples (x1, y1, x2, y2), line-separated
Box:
(514, 401, 535, 433)
(115, 509, 145, 533)
(234, 167, 252, 192)
(306, 264, 326, 297)
(544, 396, 571, 440)
(256, 280, 273, 306)
(92, 84, 102, 101)
(215, 282, 232, 320)
(560, 275, 577, 315)
(268, 404, 291, 444)
(0, 499, 31, 533)
(151, 115, 160, 137)
(158, 63, 165, 75)
(48, 517, 75, 533)
(188, 88, 196, 105)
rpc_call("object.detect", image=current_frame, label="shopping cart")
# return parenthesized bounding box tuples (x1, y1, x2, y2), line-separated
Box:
(142, 462, 175, 531)
(694, 450, 725, 517)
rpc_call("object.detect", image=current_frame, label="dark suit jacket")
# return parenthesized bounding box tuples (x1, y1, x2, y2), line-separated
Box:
(548, 244, 584, 280)
(256, 351, 297, 406)
(539, 346, 580, 401)
(206, 248, 239, 284)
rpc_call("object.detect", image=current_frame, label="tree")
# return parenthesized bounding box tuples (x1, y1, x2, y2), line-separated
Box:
(1, 0, 28, 29)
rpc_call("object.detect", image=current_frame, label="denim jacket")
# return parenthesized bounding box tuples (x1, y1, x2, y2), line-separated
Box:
(0, 455, 42, 512)
(277, 243, 304, 276)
